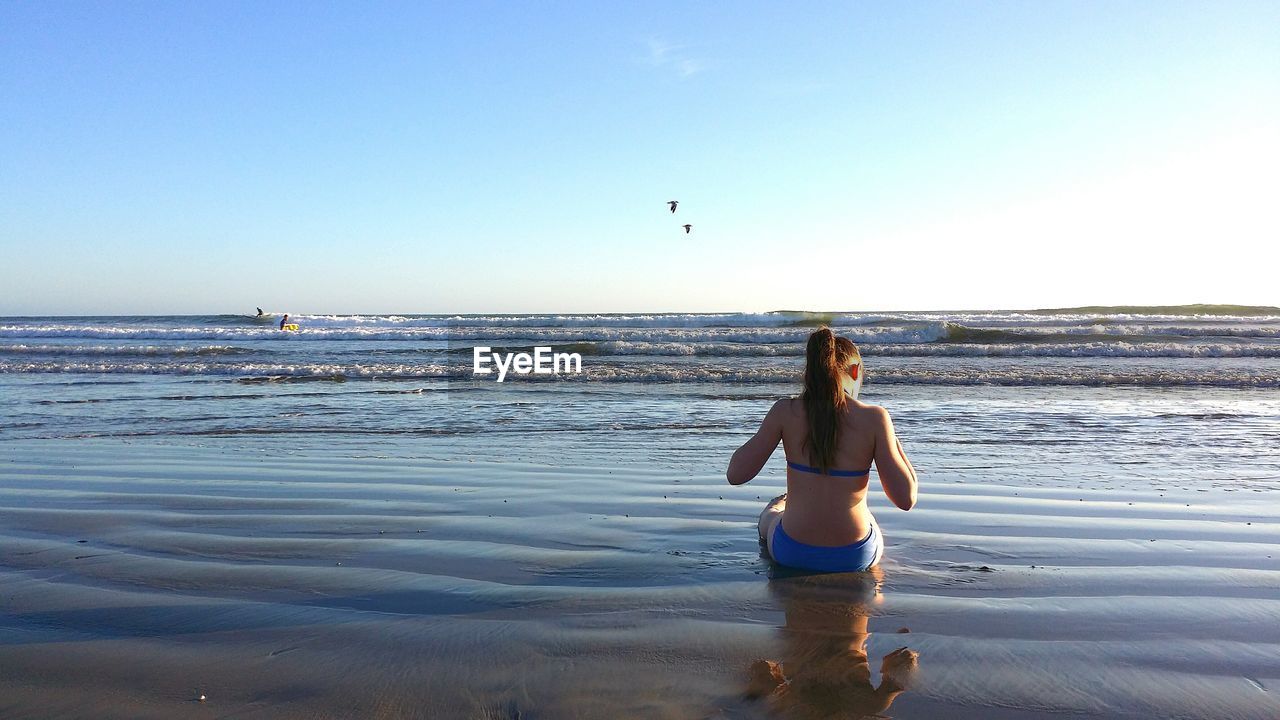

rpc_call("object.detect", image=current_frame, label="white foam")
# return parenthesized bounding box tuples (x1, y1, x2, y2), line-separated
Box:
(3, 359, 1276, 387)
(590, 341, 1280, 358)
(0, 323, 951, 344)
(0, 343, 250, 357)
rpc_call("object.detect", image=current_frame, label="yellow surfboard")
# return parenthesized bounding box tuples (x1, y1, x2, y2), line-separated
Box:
(282, 324, 299, 332)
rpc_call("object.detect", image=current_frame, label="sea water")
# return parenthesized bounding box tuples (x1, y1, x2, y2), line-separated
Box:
(1, 308, 1278, 483)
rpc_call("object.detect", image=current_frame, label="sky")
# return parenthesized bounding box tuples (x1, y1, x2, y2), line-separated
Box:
(1, 1, 1277, 315)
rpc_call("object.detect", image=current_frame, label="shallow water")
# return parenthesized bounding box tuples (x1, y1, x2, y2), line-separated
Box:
(2, 426, 1278, 718)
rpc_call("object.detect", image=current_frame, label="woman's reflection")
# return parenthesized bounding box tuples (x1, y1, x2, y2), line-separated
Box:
(746, 567, 919, 719)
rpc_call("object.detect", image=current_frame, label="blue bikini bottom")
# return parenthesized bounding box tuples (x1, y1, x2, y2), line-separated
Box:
(770, 520, 883, 573)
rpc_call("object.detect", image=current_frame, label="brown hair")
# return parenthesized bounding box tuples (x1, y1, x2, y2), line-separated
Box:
(802, 328, 857, 473)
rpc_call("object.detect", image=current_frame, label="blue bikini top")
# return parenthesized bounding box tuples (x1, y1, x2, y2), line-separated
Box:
(787, 461, 871, 478)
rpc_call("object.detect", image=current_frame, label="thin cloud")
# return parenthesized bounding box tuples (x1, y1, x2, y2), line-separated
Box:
(642, 37, 705, 78)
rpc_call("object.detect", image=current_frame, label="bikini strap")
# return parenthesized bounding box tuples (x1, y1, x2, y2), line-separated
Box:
(787, 461, 870, 478)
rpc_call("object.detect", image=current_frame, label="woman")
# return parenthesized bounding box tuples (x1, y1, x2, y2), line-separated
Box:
(727, 328, 917, 572)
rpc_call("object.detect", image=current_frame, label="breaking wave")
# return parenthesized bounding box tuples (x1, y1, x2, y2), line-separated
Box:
(3, 360, 1276, 388)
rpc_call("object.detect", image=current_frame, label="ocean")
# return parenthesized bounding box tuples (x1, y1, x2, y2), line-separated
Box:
(1, 307, 1278, 718)
(3, 307, 1280, 447)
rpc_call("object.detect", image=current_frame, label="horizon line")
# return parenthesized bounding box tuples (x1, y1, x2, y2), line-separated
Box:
(2, 302, 1278, 319)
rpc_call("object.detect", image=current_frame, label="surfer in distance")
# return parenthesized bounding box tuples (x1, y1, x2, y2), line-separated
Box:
(668, 200, 678, 213)
(256, 307, 264, 317)
(683, 224, 692, 234)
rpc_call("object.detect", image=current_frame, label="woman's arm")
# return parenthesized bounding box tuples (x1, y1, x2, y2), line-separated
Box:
(872, 407, 917, 510)
(727, 400, 786, 485)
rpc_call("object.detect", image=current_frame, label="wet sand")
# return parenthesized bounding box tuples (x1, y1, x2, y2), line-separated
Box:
(2, 439, 1278, 719)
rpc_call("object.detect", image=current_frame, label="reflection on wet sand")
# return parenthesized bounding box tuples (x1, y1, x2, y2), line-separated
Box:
(745, 566, 919, 719)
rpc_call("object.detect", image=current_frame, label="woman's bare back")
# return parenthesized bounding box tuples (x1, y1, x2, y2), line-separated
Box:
(727, 394, 917, 546)
(777, 397, 882, 545)
(778, 396, 879, 475)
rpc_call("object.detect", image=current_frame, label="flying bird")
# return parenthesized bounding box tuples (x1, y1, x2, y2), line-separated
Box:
(682, 224, 692, 234)
(667, 200, 679, 213)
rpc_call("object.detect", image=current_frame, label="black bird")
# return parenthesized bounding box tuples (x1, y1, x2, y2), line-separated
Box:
(682, 224, 692, 234)
(667, 200, 679, 213)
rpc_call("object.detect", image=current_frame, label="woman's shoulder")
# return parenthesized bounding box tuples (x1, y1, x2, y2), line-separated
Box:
(845, 400, 890, 423)
(766, 396, 809, 422)
(771, 396, 803, 414)
(783, 397, 887, 415)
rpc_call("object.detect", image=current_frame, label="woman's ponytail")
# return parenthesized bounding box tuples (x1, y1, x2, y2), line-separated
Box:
(802, 327, 850, 473)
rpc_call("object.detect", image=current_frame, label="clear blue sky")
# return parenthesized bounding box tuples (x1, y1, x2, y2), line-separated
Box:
(2, 1, 1276, 315)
